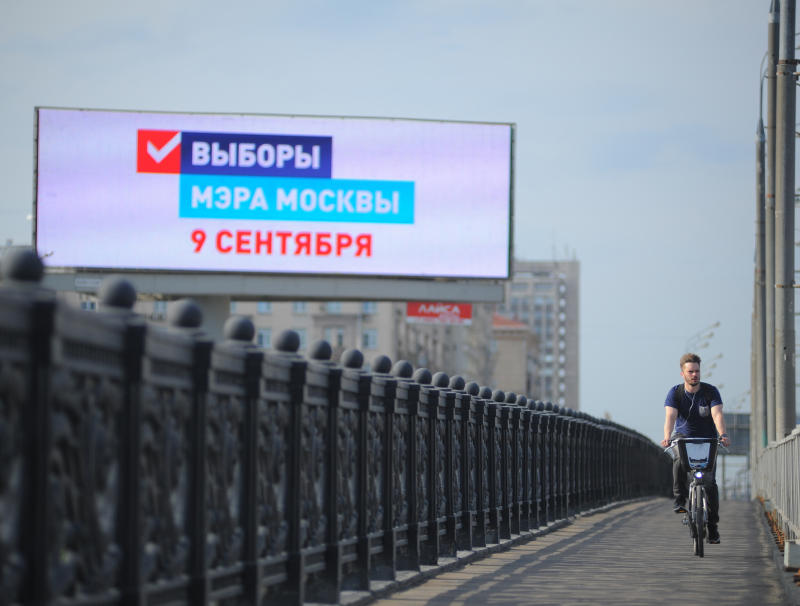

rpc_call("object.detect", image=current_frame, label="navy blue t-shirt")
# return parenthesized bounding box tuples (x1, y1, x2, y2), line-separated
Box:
(664, 382, 722, 438)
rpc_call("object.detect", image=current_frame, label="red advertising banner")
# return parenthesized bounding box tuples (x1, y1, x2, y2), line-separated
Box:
(406, 302, 473, 325)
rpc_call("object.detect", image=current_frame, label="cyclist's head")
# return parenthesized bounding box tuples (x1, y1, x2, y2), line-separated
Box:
(679, 353, 701, 368)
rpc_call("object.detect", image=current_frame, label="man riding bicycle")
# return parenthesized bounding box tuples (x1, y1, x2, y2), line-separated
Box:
(660, 353, 730, 544)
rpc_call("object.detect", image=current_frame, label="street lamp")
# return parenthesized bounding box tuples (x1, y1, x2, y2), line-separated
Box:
(685, 321, 720, 352)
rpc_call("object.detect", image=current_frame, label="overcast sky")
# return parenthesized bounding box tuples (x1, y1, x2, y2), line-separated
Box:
(1, 1, 773, 442)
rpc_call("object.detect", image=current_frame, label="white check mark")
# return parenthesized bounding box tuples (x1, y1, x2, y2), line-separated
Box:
(147, 132, 181, 163)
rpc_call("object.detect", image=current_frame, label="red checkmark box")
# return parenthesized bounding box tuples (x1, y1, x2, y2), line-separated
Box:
(137, 129, 181, 173)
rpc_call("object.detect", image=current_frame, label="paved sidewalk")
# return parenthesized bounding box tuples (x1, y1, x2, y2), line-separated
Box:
(371, 498, 789, 606)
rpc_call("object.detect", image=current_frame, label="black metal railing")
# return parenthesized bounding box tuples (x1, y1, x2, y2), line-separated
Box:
(0, 250, 671, 606)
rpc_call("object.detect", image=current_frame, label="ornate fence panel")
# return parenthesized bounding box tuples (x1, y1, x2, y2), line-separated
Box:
(46, 302, 129, 604)
(255, 334, 305, 604)
(204, 331, 262, 604)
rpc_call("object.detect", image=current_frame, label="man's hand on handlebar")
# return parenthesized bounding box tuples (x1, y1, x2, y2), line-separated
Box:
(660, 437, 670, 448)
(719, 433, 730, 448)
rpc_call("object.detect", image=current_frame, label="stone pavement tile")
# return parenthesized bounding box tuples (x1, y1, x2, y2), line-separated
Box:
(371, 498, 789, 606)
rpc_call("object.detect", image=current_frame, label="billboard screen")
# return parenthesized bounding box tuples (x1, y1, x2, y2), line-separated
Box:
(35, 108, 513, 279)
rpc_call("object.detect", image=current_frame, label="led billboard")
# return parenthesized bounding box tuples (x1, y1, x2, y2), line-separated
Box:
(35, 108, 513, 279)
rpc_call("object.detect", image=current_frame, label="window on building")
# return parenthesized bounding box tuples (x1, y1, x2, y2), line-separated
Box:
(150, 300, 166, 320)
(534, 282, 553, 291)
(511, 282, 529, 292)
(324, 326, 345, 347)
(257, 328, 272, 348)
(293, 301, 308, 314)
(326, 302, 342, 314)
(362, 301, 377, 314)
(229, 301, 237, 314)
(81, 300, 97, 312)
(257, 301, 272, 314)
(362, 328, 378, 349)
(295, 328, 307, 350)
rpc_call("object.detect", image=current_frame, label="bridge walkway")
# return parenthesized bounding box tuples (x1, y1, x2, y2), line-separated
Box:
(371, 498, 789, 606)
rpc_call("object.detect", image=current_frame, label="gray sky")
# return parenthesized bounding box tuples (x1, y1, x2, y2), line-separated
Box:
(1, 1, 770, 442)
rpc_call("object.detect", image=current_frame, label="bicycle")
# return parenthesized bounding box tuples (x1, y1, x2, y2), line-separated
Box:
(666, 437, 720, 558)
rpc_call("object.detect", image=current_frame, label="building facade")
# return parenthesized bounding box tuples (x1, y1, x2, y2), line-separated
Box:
(495, 259, 580, 409)
(36, 259, 579, 406)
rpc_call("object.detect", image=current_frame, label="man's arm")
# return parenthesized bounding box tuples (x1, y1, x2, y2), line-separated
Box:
(661, 406, 678, 447)
(711, 405, 730, 447)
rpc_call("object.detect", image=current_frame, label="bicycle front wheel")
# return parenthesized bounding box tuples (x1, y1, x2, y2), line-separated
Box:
(693, 485, 705, 557)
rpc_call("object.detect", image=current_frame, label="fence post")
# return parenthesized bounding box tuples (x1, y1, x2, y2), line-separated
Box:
(299, 339, 343, 603)
(525, 401, 541, 529)
(390, 360, 420, 572)
(99, 279, 147, 606)
(513, 395, 528, 534)
(366, 354, 398, 582)
(256, 329, 307, 604)
(337, 348, 371, 590)
(0, 251, 52, 604)
(449, 376, 474, 551)
(413, 368, 440, 564)
(432, 372, 458, 558)
(237, 321, 265, 606)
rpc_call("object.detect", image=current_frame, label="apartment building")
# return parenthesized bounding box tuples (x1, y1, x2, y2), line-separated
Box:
(496, 259, 580, 409)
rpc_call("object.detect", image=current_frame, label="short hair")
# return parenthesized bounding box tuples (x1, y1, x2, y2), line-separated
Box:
(680, 353, 701, 367)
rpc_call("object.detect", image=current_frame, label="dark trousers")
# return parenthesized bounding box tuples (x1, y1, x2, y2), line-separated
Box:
(672, 457, 719, 526)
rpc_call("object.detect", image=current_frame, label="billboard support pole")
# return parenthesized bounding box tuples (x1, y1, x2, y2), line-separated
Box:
(195, 296, 231, 342)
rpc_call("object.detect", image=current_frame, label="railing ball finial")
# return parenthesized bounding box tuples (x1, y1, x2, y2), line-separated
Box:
(167, 298, 203, 329)
(98, 275, 136, 310)
(492, 389, 505, 402)
(465, 381, 480, 396)
(432, 371, 449, 388)
(372, 354, 392, 374)
(309, 339, 332, 360)
(275, 329, 300, 353)
(390, 360, 414, 378)
(449, 375, 466, 391)
(504, 391, 517, 404)
(223, 315, 255, 342)
(1, 247, 44, 283)
(478, 386, 493, 399)
(340, 348, 363, 368)
(412, 367, 432, 384)
(516, 394, 528, 407)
